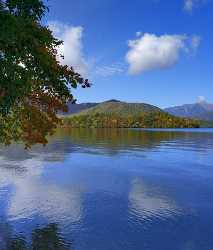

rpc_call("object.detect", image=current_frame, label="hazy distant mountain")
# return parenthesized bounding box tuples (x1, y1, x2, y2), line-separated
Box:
(165, 101, 213, 121)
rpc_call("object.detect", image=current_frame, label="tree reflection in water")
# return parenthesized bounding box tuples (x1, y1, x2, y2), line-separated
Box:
(8, 223, 72, 250)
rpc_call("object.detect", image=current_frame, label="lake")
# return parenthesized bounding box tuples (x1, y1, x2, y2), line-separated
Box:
(0, 128, 213, 250)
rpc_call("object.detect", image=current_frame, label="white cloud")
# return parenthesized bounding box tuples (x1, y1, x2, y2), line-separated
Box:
(191, 35, 201, 51)
(184, 0, 195, 11)
(197, 96, 206, 103)
(136, 31, 143, 37)
(126, 33, 188, 75)
(48, 21, 88, 76)
(94, 62, 125, 77)
(184, 0, 210, 12)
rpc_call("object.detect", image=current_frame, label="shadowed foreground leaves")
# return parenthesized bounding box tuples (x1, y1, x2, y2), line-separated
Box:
(0, 0, 90, 148)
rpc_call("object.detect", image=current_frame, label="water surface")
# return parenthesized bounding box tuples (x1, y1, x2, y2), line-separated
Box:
(0, 128, 213, 250)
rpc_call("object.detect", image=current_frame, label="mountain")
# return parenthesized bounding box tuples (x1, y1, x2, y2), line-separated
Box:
(61, 99, 162, 116)
(77, 100, 162, 117)
(63, 100, 200, 128)
(165, 101, 213, 121)
(60, 102, 98, 115)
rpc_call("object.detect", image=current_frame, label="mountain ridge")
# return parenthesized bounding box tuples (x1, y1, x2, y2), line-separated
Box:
(165, 101, 213, 121)
(77, 100, 163, 117)
(62, 100, 200, 128)
(62, 99, 213, 123)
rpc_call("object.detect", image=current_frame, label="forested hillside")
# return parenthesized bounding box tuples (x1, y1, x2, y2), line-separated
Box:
(63, 112, 200, 128)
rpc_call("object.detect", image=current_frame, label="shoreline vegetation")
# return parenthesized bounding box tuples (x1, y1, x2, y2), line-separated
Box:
(62, 112, 200, 129)
(60, 100, 202, 129)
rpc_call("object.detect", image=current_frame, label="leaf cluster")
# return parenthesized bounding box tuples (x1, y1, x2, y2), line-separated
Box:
(0, 0, 90, 147)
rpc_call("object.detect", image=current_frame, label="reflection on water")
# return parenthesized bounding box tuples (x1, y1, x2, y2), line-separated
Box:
(0, 223, 71, 249)
(0, 128, 213, 250)
(129, 178, 181, 221)
(52, 128, 213, 152)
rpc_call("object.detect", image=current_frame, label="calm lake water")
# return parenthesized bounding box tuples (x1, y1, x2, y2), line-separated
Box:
(1, 128, 213, 250)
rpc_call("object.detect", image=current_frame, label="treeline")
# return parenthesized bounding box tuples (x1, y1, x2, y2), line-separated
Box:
(63, 112, 200, 128)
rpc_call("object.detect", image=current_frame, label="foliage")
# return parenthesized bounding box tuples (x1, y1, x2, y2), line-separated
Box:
(63, 112, 200, 129)
(62, 100, 200, 128)
(0, 0, 90, 147)
(78, 100, 162, 117)
(199, 120, 213, 128)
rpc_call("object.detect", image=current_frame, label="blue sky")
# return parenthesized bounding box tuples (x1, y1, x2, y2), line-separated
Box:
(45, 0, 213, 108)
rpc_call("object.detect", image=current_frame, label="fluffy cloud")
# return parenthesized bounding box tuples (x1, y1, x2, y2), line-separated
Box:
(126, 33, 188, 75)
(48, 21, 88, 76)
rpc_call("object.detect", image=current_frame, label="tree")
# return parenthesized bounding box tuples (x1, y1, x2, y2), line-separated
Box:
(0, 0, 90, 148)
